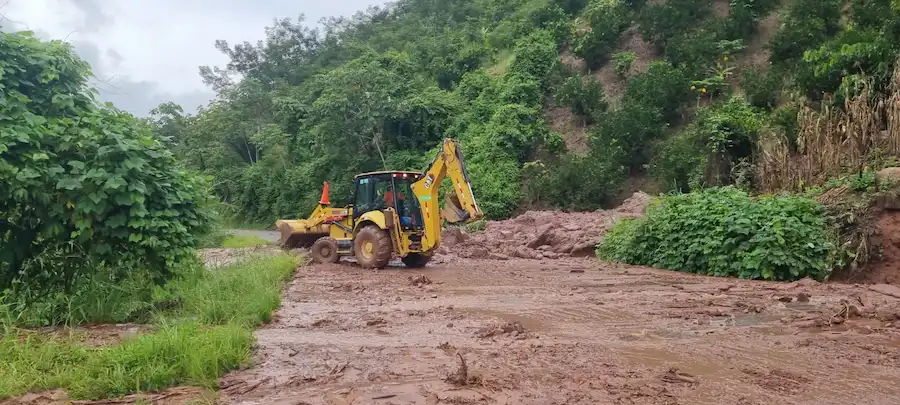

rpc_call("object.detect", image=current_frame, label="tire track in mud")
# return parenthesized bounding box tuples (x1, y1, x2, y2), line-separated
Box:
(220, 259, 900, 405)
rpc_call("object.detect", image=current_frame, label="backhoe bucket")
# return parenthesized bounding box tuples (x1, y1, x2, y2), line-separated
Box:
(441, 193, 471, 224)
(276, 219, 329, 249)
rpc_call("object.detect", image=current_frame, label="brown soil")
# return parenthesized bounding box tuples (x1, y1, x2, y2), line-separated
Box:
(439, 192, 651, 261)
(712, 0, 730, 18)
(198, 246, 283, 269)
(544, 104, 590, 154)
(743, 8, 781, 68)
(215, 258, 900, 405)
(594, 27, 658, 108)
(1, 387, 215, 405)
(855, 211, 900, 285)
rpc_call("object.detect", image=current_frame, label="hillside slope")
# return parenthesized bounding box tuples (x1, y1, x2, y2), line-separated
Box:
(145, 0, 900, 223)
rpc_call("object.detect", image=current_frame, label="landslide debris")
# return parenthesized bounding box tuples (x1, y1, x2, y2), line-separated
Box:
(476, 321, 530, 339)
(442, 192, 651, 260)
(408, 274, 433, 287)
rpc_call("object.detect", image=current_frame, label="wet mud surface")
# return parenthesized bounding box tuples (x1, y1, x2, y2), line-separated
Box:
(220, 259, 900, 405)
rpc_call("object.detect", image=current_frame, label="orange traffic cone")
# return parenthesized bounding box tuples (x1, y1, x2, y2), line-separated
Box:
(319, 181, 330, 205)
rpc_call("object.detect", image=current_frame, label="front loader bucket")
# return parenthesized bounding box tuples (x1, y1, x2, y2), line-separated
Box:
(441, 194, 470, 224)
(276, 220, 329, 249)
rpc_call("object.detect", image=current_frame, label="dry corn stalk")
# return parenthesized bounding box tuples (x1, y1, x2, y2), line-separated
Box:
(757, 61, 900, 192)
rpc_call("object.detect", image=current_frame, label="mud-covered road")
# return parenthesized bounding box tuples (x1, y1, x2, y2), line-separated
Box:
(220, 258, 900, 405)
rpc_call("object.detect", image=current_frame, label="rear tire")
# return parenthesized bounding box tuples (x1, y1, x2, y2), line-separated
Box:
(311, 237, 340, 264)
(354, 225, 392, 269)
(401, 253, 432, 268)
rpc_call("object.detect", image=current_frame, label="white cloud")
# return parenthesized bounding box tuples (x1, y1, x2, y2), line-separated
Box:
(0, 0, 380, 115)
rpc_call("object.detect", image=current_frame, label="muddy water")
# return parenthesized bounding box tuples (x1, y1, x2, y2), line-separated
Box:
(220, 259, 900, 405)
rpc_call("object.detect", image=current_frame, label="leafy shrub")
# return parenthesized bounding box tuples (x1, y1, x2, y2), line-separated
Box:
(638, 0, 713, 52)
(612, 51, 636, 78)
(592, 61, 689, 168)
(593, 103, 664, 168)
(621, 61, 690, 123)
(597, 187, 834, 281)
(555, 75, 608, 122)
(797, 28, 895, 101)
(849, 0, 895, 29)
(648, 96, 763, 191)
(741, 68, 781, 109)
(486, 0, 570, 48)
(509, 29, 560, 84)
(572, 0, 631, 68)
(555, 0, 591, 14)
(715, 0, 780, 40)
(662, 27, 720, 76)
(0, 32, 213, 295)
(521, 146, 627, 210)
(595, 217, 641, 263)
(768, 0, 843, 65)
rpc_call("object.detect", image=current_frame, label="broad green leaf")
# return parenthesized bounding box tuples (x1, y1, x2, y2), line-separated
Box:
(56, 177, 82, 190)
(104, 175, 126, 190)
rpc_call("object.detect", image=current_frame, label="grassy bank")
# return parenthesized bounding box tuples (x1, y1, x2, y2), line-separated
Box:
(220, 235, 271, 249)
(0, 254, 300, 400)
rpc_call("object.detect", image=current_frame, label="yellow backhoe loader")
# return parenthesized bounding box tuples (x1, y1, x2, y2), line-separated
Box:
(275, 138, 483, 269)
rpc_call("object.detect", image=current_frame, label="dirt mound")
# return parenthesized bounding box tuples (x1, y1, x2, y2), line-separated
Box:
(476, 321, 529, 339)
(442, 192, 651, 260)
(408, 274, 433, 287)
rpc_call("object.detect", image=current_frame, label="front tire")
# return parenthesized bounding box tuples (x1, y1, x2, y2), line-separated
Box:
(311, 237, 340, 264)
(401, 253, 432, 268)
(354, 225, 392, 269)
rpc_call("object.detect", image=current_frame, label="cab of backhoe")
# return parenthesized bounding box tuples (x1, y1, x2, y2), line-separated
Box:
(352, 171, 426, 232)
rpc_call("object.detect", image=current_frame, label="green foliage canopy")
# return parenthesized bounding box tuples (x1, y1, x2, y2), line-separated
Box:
(0, 32, 213, 294)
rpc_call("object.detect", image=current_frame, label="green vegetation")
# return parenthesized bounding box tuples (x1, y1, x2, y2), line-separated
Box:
(0, 31, 214, 308)
(612, 51, 636, 78)
(220, 235, 270, 249)
(125, 0, 900, 227)
(6, 3, 900, 401)
(0, 254, 300, 400)
(597, 188, 833, 281)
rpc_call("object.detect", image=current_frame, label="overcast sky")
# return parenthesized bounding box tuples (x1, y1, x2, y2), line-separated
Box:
(0, 0, 380, 116)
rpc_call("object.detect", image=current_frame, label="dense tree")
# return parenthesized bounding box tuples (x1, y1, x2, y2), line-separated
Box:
(148, 0, 900, 223)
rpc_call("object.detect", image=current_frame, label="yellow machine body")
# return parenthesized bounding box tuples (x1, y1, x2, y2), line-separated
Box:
(276, 138, 483, 268)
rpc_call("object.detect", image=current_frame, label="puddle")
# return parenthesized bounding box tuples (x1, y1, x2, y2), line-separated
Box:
(617, 346, 731, 381)
(618, 329, 684, 341)
(458, 308, 548, 331)
(709, 312, 781, 327)
(784, 301, 819, 311)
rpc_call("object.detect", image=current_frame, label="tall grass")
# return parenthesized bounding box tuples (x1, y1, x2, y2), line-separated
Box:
(165, 254, 295, 326)
(220, 235, 270, 249)
(0, 270, 162, 328)
(0, 253, 300, 400)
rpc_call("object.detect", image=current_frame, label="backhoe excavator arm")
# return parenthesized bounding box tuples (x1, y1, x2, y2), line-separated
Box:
(411, 138, 484, 252)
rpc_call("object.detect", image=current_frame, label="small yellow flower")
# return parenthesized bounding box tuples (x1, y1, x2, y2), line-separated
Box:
(691, 85, 696, 90)
(723, 55, 729, 61)
(701, 88, 707, 93)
